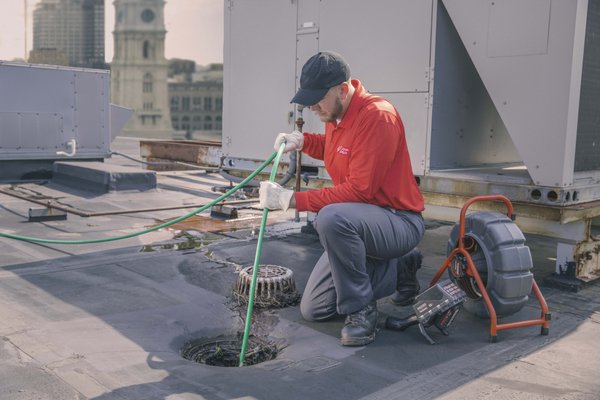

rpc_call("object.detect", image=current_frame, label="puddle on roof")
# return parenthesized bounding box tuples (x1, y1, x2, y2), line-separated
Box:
(157, 214, 264, 233)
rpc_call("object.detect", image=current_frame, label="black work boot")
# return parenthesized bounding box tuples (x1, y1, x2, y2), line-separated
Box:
(391, 248, 423, 306)
(340, 301, 378, 346)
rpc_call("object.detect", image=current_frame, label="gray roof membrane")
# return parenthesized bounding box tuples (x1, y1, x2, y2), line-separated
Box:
(0, 139, 598, 400)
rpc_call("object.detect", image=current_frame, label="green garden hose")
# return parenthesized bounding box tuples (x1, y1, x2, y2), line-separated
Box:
(0, 146, 287, 368)
(239, 143, 285, 366)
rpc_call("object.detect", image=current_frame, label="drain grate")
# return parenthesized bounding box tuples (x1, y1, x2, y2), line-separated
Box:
(233, 264, 300, 308)
(181, 335, 277, 367)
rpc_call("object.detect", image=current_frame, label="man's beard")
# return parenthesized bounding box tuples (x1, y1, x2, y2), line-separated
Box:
(320, 96, 344, 123)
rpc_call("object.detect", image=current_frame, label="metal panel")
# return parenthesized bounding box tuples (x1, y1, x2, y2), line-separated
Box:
(0, 64, 74, 114)
(294, 25, 322, 167)
(0, 112, 64, 151)
(74, 71, 109, 151)
(222, 0, 298, 162)
(487, 0, 551, 57)
(575, 0, 600, 171)
(319, 0, 433, 93)
(0, 62, 112, 160)
(297, 0, 320, 30)
(110, 104, 133, 142)
(431, 2, 520, 170)
(441, 0, 586, 187)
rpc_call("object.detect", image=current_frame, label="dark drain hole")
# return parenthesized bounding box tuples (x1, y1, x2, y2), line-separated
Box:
(181, 335, 278, 367)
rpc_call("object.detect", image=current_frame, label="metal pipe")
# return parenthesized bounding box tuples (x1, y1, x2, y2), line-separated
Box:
(294, 105, 305, 222)
(56, 139, 77, 157)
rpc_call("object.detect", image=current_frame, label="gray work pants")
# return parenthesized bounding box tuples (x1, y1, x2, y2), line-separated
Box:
(300, 202, 425, 320)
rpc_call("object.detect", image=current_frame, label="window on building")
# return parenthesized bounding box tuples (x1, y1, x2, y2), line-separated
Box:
(170, 96, 180, 111)
(204, 116, 213, 130)
(143, 102, 153, 110)
(182, 116, 190, 131)
(204, 97, 212, 111)
(182, 96, 190, 111)
(143, 41, 151, 59)
(172, 116, 179, 129)
(192, 96, 202, 110)
(215, 97, 223, 111)
(143, 73, 153, 93)
(216, 116, 222, 130)
(191, 116, 200, 130)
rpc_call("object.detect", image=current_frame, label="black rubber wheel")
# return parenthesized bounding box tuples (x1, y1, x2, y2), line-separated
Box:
(447, 211, 533, 318)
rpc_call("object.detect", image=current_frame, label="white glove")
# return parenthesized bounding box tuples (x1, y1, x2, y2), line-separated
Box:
(259, 181, 294, 211)
(274, 130, 304, 153)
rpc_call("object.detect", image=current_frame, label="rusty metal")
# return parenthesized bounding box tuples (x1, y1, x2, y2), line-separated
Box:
(571, 219, 600, 282)
(111, 150, 220, 172)
(210, 204, 239, 219)
(140, 140, 222, 170)
(422, 191, 600, 241)
(233, 264, 300, 308)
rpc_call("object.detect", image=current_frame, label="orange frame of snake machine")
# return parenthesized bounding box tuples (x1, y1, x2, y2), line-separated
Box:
(429, 195, 551, 342)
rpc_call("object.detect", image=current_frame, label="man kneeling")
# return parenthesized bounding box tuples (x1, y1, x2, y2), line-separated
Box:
(259, 51, 425, 346)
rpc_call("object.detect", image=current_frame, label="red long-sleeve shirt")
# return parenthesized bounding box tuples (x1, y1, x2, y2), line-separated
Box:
(294, 80, 424, 213)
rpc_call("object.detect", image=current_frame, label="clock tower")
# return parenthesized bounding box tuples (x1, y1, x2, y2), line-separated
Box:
(111, 0, 173, 137)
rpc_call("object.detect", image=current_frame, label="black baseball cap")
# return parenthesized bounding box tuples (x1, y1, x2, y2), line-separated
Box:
(291, 51, 351, 106)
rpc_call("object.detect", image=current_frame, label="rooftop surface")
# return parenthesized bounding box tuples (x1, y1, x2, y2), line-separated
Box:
(0, 137, 598, 400)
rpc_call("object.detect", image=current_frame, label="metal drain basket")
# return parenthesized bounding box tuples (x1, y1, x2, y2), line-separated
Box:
(233, 264, 300, 308)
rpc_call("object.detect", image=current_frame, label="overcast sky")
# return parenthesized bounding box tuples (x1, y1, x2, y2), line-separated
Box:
(0, 0, 224, 66)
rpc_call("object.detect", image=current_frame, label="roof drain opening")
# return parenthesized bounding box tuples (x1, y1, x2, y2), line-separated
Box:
(233, 264, 301, 308)
(181, 335, 277, 367)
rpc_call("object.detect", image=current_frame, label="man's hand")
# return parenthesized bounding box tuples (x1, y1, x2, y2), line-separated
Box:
(259, 181, 294, 211)
(274, 131, 303, 153)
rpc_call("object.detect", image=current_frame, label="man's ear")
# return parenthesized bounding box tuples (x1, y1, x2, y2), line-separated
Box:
(339, 82, 350, 100)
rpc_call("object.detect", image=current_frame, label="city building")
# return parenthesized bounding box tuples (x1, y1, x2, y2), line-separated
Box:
(111, 0, 173, 138)
(30, 0, 106, 69)
(168, 62, 223, 141)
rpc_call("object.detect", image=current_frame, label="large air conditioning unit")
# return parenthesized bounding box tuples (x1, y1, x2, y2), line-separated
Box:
(222, 0, 600, 280)
(0, 62, 131, 179)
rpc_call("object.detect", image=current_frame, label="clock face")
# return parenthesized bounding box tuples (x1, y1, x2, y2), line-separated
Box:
(141, 9, 155, 23)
